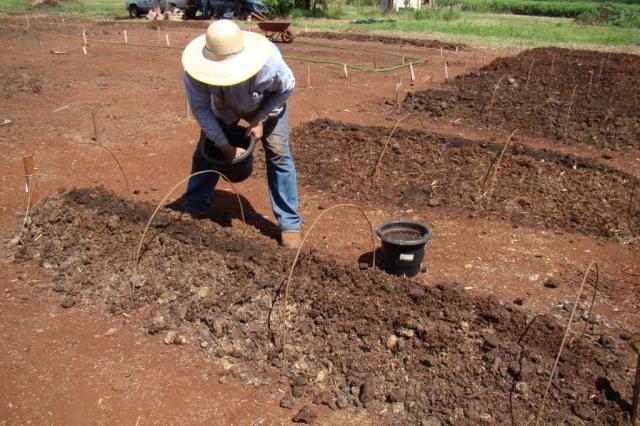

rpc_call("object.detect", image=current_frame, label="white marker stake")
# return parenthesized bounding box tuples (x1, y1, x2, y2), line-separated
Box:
(38, 39, 43, 51)
(82, 29, 87, 46)
(455, 45, 458, 54)
(444, 60, 449, 81)
(124, 30, 128, 44)
(343, 64, 348, 79)
(409, 63, 415, 85)
(82, 46, 87, 55)
(307, 64, 311, 88)
(440, 46, 443, 57)
(166, 34, 170, 47)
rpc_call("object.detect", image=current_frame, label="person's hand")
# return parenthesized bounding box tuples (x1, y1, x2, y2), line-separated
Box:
(245, 119, 264, 141)
(220, 144, 247, 161)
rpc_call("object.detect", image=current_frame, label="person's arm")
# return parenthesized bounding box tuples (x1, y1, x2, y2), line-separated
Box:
(251, 48, 295, 125)
(183, 72, 230, 148)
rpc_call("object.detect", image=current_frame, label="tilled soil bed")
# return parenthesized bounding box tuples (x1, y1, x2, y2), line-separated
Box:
(300, 31, 462, 51)
(9, 188, 637, 424)
(290, 120, 639, 239)
(403, 48, 640, 150)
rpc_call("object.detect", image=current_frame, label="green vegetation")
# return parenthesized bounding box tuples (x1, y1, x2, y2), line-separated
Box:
(0, 0, 128, 19)
(292, 9, 640, 47)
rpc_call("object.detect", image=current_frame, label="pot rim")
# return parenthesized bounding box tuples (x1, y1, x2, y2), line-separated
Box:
(376, 220, 432, 246)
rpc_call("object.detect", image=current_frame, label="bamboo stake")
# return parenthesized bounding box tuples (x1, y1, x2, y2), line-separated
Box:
(409, 63, 415, 85)
(563, 85, 577, 135)
(22, 155, 36, 207)
(343, 64, 348, 79)
(82, 28, 87, 46)
(444, 60, 449, 82)
(124, 29, 128, 44)
(91, 113, 99, 142)
(165, 34, 170, 47)
(597, 58, 605, 80)
(525, 59, 535, 89)
(82, 46, 87, 55)
(487, 75, 506, 127)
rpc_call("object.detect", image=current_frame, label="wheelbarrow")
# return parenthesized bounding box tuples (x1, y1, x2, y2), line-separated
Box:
(251, 12, 294, 43)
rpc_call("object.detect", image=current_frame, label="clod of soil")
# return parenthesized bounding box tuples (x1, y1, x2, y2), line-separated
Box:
(291, 120, 638, 239)
(10, 188, 636, 424)
(403, 47, 640, 150)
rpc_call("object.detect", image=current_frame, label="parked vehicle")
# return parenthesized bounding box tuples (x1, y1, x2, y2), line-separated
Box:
(207, 0, 268, 20)
(126, 0, 198, 18)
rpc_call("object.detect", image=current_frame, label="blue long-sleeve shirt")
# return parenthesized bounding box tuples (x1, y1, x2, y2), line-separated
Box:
(184, 43, 295, 147)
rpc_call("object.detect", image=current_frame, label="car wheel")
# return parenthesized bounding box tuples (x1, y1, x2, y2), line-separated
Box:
(129, 4, 140, 18)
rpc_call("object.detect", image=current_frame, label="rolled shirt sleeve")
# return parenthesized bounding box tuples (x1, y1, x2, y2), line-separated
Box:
(183, 72, 230, 148)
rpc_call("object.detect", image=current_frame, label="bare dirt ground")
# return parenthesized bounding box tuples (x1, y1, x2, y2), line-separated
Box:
(1, 16, 639, 425)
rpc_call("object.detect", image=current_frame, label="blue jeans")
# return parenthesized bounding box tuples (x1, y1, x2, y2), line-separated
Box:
(183, 106, 301, 232)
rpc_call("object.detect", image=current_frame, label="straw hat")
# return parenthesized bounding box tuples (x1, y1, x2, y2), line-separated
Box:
(182, 20, 271, 86)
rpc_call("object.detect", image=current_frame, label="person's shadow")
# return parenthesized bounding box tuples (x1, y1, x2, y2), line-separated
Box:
(166, 189, 281, 242)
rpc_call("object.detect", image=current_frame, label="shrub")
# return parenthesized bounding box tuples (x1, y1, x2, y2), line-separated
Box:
(263, 0, 296, 16)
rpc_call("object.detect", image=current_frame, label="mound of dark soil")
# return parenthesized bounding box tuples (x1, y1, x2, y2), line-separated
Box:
(300, 31, 463, 51)
(10, 187, 636, 424)
(291, 120, 638, 239)
(403, 48, 640, 150)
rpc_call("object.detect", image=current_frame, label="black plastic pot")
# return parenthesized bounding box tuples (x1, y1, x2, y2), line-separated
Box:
(376, 220, 432, 277)
(199, 126, 256, 183)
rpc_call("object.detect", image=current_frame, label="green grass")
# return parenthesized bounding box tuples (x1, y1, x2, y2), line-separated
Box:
(0, 0, 129, 19)
(291, 7, 640, 48)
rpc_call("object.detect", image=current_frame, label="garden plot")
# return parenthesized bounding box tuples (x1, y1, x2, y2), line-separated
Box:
(10, 187, 636, 424)
(403, 48, 640, 150)
(290, 120, 638, 239)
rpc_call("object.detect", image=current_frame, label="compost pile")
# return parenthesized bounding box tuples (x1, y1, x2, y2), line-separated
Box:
(11, 188, 636, 424)
(291, 120, 638, 239)
(403, 48, 640, 150)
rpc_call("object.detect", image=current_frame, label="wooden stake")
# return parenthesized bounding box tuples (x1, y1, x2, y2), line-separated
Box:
(549, 53, 556, 76)
(25, 15, 30, 29)
(395, 75, 402, 106)
(487, 75, 506, 127)
(82, 46, 87, 55)
(563, 85, 577, 135)
(587, 69, 594, 96)
(401, 55, 405, 64)
(444, 60, 449, 82)
(22, 155, 36, 207)
(597, 58, 605, 81)
(409, 63, 415, 85)
(343, 64, 348, 79)
(306, 64, 311, 88)
(91, 112, 99, 142)
(455, 45, 458, 54)
(61, 18, 64, 25)
(373, 52, 377, 69)
(166, 34, 170, 47)
(82, 28, 87, 46)
(124, 29, 128, 44)
(526, 59, 535, 89)
(481, 51, 486, 66)
(38, 38, 43, 51)
(440, 46, 443, 57)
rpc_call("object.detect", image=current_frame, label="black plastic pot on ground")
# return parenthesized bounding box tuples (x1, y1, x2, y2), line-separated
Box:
(376, 220, 432, 277)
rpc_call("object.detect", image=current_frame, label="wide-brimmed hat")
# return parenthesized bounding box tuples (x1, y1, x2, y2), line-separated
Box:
(182, 20, 271, 86)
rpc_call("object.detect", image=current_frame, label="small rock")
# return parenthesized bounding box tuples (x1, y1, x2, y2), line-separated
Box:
(543, 278, 558, 289)
(52, 282, 65, 292)
(174, 335, 187, 345)
(336, 393, 349, 409)
(280, 397, 295, 409)
(514, 381, 528, 395)
(459, 321, 470, 332)
(200, 340, 209, 348)
(582, 312, 602, 325)
(60, 296, 75, 309)
(421, 417, 442, 426)
(572, 403, 595, 421)
(164, 330, 177, 345)
(358, 262, 368, 270)
(396, 327, 415, 339)
(507, 76, 516, 84)
(105, 327, 117, 336)
(292, 405, 317, 423)
(292, 385, 305, 398)
(391, 402, 404, 414)
(427, 198, 441, 207)
(359, 378, 376, 403)
(386, 335, 399, 351)
(527, 274, 540, 282)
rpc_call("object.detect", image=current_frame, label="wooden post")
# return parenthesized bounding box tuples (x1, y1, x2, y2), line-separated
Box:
(38, 38, 43, 51)
(395, 75, 402, 106)
(23, 155, 37, 207)
(563, 85, 577, 135)
(409, 63, 415, 85)
(343, 64, 348, 79)
(440, 46, 443, 57)
(166, 34, 170, 47)
(82, 28, 87, 46)
(124, 29, 128, 44)
(91, 113, 99, 141)
(82, 46, 87, 55)
(444, 60, 449, 82)
(306, 64, 311, 88)
(455, 45, 458, 54)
